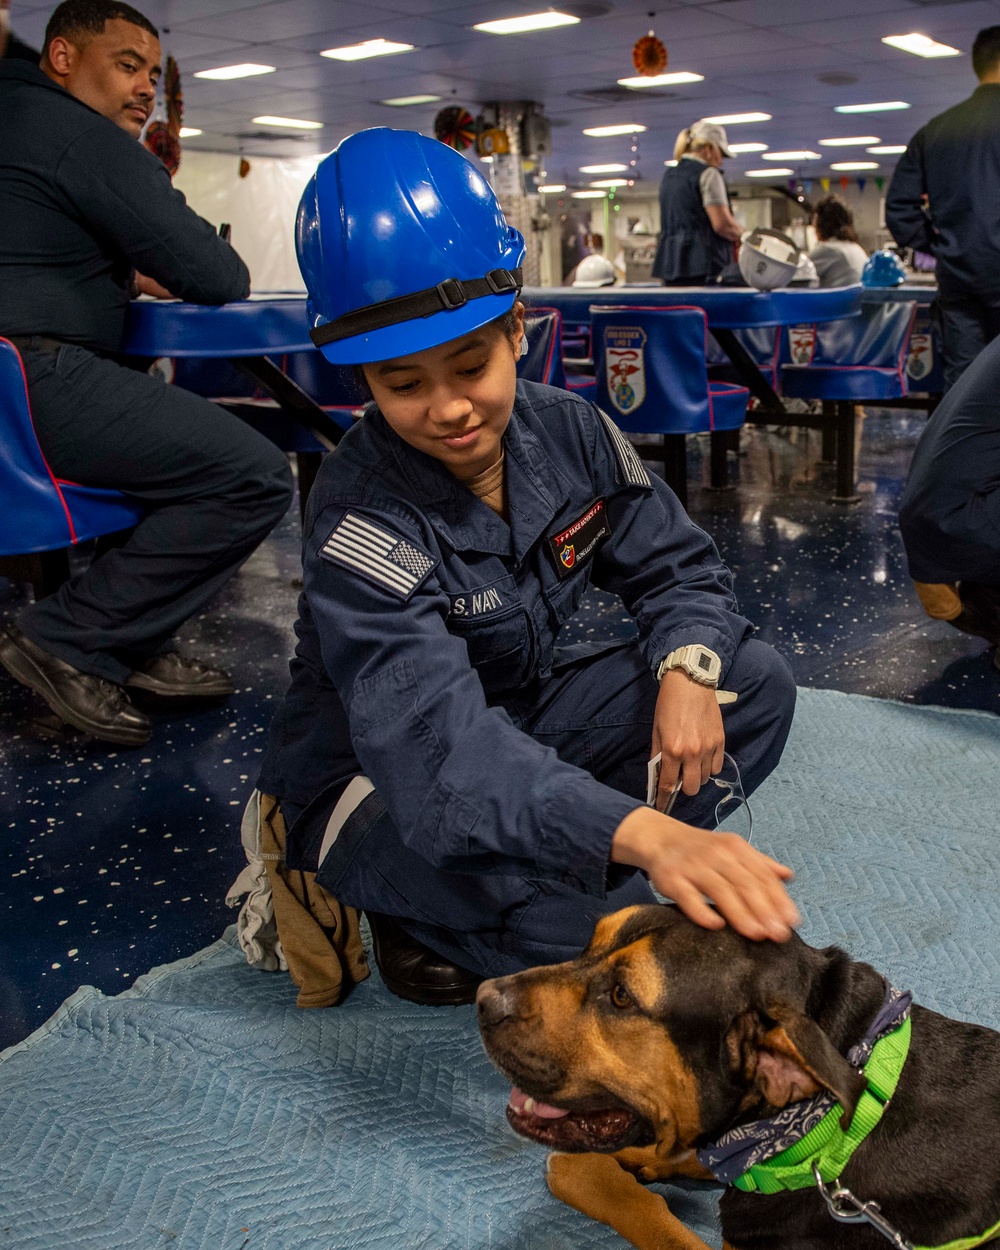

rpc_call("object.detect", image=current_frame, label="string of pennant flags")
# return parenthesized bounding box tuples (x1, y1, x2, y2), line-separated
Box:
(790, 176, 887, 194)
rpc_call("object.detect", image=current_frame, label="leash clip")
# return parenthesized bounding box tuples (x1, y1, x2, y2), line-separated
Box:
(812, 1163, 914, 1250)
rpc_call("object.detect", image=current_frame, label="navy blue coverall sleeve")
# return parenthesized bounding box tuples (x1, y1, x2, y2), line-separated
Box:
(587, 413, 752, 679)
(53, 122, 250, 304)
(886, 134, 936, 253)
(303, 504, 642, 898)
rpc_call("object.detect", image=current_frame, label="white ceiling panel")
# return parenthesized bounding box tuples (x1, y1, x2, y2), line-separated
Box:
(9, 0, 996, 177)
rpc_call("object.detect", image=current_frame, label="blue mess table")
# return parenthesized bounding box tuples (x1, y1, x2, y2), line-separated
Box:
(123, 294, 346, 515)
(524, 283, 866, 498)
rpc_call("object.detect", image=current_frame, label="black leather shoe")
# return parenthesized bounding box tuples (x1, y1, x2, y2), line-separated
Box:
(366, 911, 482, 1006)
(0, 626, 151, 746)
(125, 652, 234, 698)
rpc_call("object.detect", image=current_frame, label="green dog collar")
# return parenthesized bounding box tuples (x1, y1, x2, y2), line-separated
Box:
(733, 1015, 912, 1195)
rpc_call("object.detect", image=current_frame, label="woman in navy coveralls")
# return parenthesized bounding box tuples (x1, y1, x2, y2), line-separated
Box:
(256, 128, 800, 1004)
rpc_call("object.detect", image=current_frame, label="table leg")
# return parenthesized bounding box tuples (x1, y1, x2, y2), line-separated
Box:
(236, 356, 344, 452)
(711, 328, 785, 415)
(832, 400, 861, 504)
(708, 430, 731, 489)
(820, 402, 837, 463)
(662, 434, 688, 509)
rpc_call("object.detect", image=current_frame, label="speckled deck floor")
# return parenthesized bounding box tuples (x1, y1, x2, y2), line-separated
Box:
(1, 412, 997, 1050)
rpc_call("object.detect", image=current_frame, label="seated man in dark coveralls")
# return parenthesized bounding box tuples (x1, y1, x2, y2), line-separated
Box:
(0, 0, 293, 746)
(899, 333, 1000, 666)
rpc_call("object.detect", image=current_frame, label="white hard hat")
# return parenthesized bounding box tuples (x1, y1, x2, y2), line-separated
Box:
(689, 120, 732, 158)
(738, 227, 800, 291)
(572, 255, 617, 288)
(791, 253, 819, 287)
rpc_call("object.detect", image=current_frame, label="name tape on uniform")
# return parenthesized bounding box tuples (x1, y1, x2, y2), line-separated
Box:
(547, 498, 611, 579)
(321, 511, 436, 600)
(450, 586, 506, 618)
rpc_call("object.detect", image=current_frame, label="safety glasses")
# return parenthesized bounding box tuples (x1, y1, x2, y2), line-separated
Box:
(711, 751, 754, 844)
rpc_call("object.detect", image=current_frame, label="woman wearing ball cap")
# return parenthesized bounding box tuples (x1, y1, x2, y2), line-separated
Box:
(252, 127, 798, 1006)
(652, 119, 745, 286)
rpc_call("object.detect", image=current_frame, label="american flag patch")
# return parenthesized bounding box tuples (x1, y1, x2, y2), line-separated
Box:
(320, 512, 436, 599)
(597, 408, 652, 488)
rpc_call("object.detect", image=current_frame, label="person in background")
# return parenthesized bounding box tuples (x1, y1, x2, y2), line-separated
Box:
(652, 121, 744, 286)
(0, 0, 293, 746)
(0, 0, 39, 60)
(809, 195, 868, 287)
(899, 333, 1000, 664)
(887, 25, 1000, 388)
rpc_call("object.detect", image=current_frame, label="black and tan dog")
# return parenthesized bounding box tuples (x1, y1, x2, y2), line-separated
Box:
(477, 904, 1000, 1250)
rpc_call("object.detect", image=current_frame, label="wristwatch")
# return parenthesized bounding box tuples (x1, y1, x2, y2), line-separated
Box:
(656, 645, 722, 688)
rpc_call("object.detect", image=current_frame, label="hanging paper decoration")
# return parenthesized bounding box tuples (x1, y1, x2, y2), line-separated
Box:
(820, 177, 830, 193)
(143, 55, 183, 175)
(476, 126, 509, 157)
(840, 176, 850, 190)
(238, 157, 251, 179)
(632, 30, 667, 76)
(788, 178, 796, 192)
(857, 178, 866, 192)
(804, 179, 813, 193)
(875, 176, 885, 192)
(434, 105, 476, 150)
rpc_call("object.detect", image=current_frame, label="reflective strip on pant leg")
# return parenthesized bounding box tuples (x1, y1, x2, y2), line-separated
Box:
(318, 776, 376, 867)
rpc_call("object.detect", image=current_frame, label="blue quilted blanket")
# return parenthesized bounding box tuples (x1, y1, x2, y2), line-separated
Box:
(2, 688, 999, 1249)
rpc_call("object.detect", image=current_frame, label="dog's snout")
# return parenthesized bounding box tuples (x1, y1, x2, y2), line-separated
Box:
(476, 980, 519, 1029)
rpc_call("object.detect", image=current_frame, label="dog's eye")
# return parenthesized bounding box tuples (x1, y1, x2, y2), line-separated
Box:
(610, 983, 632, 1010)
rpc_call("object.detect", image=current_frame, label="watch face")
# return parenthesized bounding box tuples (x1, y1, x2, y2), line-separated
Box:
(696, 651, 714, 674)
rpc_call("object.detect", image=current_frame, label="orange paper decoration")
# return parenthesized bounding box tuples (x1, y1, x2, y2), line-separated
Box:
(632, 32, 667, 76)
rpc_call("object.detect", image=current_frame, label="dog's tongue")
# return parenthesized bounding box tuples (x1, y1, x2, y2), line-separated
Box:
(508, 1086, 570, 1119)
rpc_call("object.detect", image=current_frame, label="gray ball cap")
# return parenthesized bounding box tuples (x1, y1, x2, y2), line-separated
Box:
(689, 120, 732, 158)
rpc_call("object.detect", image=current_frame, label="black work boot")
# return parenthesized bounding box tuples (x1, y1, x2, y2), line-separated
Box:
(126, 651, 234, 698)
(0, 625, 151, 746)
(366, 911, 482, 1006)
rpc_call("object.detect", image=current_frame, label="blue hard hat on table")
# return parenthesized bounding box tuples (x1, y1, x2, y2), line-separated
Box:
(297, 127, 526, 364)
(861, 248, 907, 288)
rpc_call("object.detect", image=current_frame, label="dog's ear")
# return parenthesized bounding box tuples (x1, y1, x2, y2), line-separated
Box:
(726, 1004, 866, 1129)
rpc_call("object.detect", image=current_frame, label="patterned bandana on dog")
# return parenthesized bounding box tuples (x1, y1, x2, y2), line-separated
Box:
(697, 981, 913, 1185)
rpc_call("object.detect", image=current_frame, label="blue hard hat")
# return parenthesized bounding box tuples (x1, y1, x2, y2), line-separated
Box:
(861, 248, 907, 288)
(297, 127, 526, 364)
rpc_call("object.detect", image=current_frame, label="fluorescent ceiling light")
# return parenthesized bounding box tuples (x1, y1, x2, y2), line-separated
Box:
(193, 63, 275, 80)
(836, 101, 910, 113)
(580, 163, 627, 173)
(179, 127, 202, 137)
(819, 136, 880, 146)
(380, 94, 441, 106)
(617, 71, 704, 88)
(321, 39, 414, 60)
(583, 123, 646, 137)
(537, 184, 567, 194)
(701, 111, 771, 125)
(480, 155, 493, 163)
(867, 144, 906, 154)
(728, 142, 768, 153)
(830, 161, 879, 170)
(746, 168, 792, 177)
(572, 189, 606, 198)
(252, 115, 323, 129)
(882, 33, 960, 57)
(590, 178, 629, 187)
(664, 159, 678, 167)
(763, 150, 820, 160)
(473, 12, 579, 34)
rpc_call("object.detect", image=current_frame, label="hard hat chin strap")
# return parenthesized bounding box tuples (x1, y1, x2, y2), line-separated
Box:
(310, 267, 523, 348)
